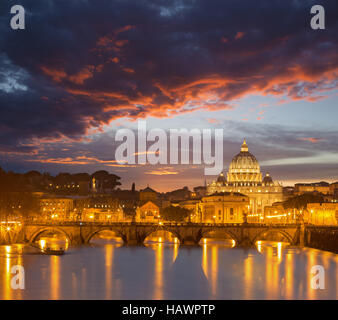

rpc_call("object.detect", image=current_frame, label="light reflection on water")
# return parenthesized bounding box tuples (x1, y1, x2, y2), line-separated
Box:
(0, 236, 337, 300)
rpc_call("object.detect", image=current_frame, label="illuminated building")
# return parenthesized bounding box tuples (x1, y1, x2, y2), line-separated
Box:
(139, 186, 158, 202)
(40, 198, 74, 220)
(263, 204, 296, 224)
(200, 192, 249, 223)
(207, 140, 284, 214)
(294, 182, 330, 195)
(307, 203, 338, 225)
(136, 201, 160, 223)
(77, 196, 124, 222)
(82, 206, 124, 222)
(135, 186, 161, 222)
(329, 182, 338, 198)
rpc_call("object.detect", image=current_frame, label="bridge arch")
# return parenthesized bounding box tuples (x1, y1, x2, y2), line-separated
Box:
(252, 228, 294, 244)
(143, 227, 181, 244)
(198, 228, 239, 245)
(85, 228, 124, 244)
(29, 227, 72, 244)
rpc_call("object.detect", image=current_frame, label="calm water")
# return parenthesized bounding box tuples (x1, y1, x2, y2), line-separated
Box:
(0, 236, 337, 300)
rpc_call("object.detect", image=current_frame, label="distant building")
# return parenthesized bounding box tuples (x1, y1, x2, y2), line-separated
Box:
(262, 203, 297, 224)
(82, 206, 124, 222)
(74, 195, 124, 221)
(139, 186, 158, 203)
(307, 203, 338, 225)
(207, 140, 284, 215)
(294, 181, 330, 195)
(135, 186, 161, 222)
(199, 192, 249, 224)
(40, 198, 74, 220)
(136, 201, 160, 223)
(329, 182, 338, 198)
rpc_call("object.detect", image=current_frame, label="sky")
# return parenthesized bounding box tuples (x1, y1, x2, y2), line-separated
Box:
(0, 0, 338, 191)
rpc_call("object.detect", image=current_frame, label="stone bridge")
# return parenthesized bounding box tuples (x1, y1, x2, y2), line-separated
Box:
(18, 222, 306, 247)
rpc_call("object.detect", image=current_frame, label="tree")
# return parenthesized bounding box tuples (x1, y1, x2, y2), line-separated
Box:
(91, 170, 121, 190)
(161, 205, 191, 222)
(283, 193, 324, 210)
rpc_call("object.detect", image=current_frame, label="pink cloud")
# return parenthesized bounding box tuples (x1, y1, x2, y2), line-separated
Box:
(298, 137, 323, 143)
(235, 31, 245, 40)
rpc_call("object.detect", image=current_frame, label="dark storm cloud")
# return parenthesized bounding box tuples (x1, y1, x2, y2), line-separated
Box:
(0, 0, 338, 153)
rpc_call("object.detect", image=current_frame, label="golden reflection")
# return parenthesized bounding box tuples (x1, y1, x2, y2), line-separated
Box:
(154, 242, 163, 299)
(257, 241, 262, 253)
(277, 242, 282, 262)
(273, 245, 280, 297)
(285, 252, 293, 299)
(265, 246, 274, 298)
(4, 246, 12, 300)
(39, 239, 46, 250)
(105, 244, 113, 299)
(211, 246, 218, 297)
(307, 249, 317, 299)
(173, 241, 178, 263)
(50, 256, 60, 300)
(5, 245, 11, 254)
(244, 255, 253, 299)
(201, 240, 208, 278)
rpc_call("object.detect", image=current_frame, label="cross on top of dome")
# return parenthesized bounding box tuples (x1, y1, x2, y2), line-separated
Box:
(241, 139, 248, 152)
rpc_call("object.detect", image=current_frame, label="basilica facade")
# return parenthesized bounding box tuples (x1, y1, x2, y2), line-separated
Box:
(207, 140, 284, 215)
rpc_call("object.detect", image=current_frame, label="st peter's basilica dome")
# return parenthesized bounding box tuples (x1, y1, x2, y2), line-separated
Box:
(227, 140, 262, 184)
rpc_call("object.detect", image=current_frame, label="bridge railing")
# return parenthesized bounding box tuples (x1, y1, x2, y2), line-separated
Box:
(22, 219, 304, 228)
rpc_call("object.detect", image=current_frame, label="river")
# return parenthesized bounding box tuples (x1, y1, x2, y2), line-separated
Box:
(0, 234, 337, 300)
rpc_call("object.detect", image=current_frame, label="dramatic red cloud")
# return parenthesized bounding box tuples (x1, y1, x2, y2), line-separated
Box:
(40, 66, 67, 82)
(3, 1, 338, 156)
(298, 137, 323, 143)
(235, 31, 245, 40)
(69, 66, 95, 84)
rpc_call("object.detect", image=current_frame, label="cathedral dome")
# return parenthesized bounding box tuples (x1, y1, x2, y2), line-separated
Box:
(216, 172, 226, 183)
(263, 172, 273, 185)
(227, 140, 262, 184)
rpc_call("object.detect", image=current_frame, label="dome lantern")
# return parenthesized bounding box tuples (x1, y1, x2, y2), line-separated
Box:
(241, 139, 249, 152)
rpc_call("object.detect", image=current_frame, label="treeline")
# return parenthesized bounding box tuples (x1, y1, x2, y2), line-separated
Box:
(283, 193, 325, 210)
(0, 191, 39, 218)
(0, 167, 121, 193)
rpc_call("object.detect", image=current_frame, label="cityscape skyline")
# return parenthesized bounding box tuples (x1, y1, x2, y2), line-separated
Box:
(1, 137, 338, 192)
